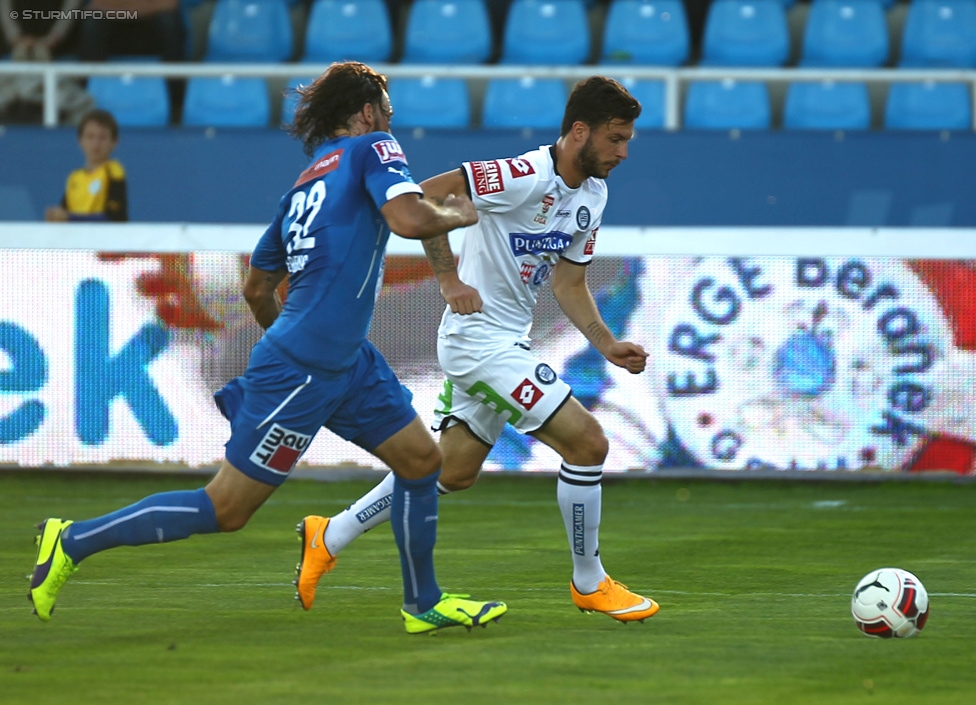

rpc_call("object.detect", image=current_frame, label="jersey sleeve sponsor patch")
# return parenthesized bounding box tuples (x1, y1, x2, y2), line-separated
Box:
(469, 160, 504, 195)
(506, 157, 536, 178)
(584, 227, 598, 256)
(372, 139, 407, 164)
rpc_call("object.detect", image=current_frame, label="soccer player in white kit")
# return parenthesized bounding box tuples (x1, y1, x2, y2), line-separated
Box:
(295, 77, 659, 623)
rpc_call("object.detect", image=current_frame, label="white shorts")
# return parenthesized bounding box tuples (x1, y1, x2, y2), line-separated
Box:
(432, 335, 573, 446)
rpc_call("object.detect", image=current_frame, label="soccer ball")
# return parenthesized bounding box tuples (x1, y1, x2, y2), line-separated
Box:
(851, 568, 929, 638)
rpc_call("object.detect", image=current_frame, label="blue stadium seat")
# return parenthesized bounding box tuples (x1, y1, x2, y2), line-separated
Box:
(303, 0, 392, 63)
(280, 76, 315, 127)
(501, 0, 590, 64)
(403, 0, 492, 63)
(617, 77, 666, 128)
(900, 0, 976, 68)
(482, 77, 568, 129)
(801, 0, 889, 67)
(601, 0, 690, 66)
(684, 79, 771, 129)
(783, 81, 871, 129)
(183, 76, 271, 127)
(87, 75, 170, 127)
(388, 77, 471, 128)
(885, 81, 972, 129)
(205, 0, 294, 62)
(701, 0, 789, 66)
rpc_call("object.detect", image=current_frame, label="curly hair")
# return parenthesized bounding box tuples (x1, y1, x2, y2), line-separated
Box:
(560, 76, 642, 137)
(287, 62, 389, 156)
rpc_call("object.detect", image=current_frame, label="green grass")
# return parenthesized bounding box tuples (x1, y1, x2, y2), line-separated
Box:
(2, 471, 975, 704)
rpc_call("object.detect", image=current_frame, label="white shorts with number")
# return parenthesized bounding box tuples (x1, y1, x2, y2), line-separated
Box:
(432, 335, 573, 446)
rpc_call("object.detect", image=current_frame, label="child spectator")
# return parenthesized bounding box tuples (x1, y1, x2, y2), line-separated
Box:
(45, 108, 127, 222)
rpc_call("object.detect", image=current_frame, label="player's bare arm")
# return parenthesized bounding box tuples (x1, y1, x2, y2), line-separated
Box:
(418, 168, 483, 315)
(381, 191, 476, 241)
(551, 258, 648, 374)
(242, 266, 287, 330)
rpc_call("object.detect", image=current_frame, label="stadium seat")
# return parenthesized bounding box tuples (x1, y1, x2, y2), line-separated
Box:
(783, 81, 871, 129)
(900, 0, 976, 68)
(617, 77, 666, 128)
(601, 0, 690, 66)
(87, 75, 170, 127)
(801, 0, 889, 67)
(885, 81, 972, 130)
(182, 76, 271, 127)
(205, 0, 294, 62)
(684, 79, 771, 129)
(388, 77, 471, 128)
(501, 0, 590, 64)
(701, 0, 790, 67)
(482, 77, 568, 129)
(303, 0, 393, 63)
(402, 0, 493, 64)
(280, 76, 315, 127)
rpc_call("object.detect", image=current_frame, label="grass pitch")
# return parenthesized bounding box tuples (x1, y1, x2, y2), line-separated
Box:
(1, 471, 975, 705)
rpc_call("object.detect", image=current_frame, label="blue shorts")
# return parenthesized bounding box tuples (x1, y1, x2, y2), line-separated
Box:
(214, 340, 416, 486)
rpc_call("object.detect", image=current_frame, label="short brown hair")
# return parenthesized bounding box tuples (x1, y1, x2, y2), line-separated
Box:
(77, 108, 119, 141)
(288, 61, 389, 155)
(560, 76, 642, 137)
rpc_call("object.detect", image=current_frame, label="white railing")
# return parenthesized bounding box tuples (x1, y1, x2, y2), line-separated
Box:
(1, 62, 975, 130)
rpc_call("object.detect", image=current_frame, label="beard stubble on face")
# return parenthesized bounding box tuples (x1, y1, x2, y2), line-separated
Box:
(575, 134, 614, 180)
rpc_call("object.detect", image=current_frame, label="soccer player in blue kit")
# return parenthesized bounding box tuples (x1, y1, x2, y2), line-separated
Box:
(27, 61, 507, 634)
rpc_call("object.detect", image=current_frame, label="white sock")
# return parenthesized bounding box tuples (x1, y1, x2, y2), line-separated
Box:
(557, 462, 607, 594)
(323, 472, 452, 556)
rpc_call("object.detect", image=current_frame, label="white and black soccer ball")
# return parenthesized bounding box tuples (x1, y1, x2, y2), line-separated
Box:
(851, 568, 929, 638)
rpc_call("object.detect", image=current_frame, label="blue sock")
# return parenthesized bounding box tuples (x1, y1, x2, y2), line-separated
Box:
(391, 473, 441, 614)
(61, 488, 220, 564)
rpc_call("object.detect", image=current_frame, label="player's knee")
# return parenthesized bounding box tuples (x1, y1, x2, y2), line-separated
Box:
(566, 424, 609, 466)
(394, 442, 442, 480)
(440, 467, 479, 492)
(214, 508, 251, 533)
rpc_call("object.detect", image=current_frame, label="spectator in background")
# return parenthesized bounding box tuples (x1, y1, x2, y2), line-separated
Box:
(0, 0, 92, 123)
(78, 0, 186, 121)
(45, 108, 127, 222)
(0, 0, 80, 60)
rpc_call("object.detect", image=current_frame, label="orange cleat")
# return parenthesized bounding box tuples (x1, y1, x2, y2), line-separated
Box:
(571, 576, 659, 623)
(293, 516, 337, 611)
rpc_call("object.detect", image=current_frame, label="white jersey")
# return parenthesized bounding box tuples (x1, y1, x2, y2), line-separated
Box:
(439, 145, 606, 342)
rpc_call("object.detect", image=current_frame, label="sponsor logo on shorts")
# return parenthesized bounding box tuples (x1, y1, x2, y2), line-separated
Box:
(584, 227, 598, 256)
(535, 363, 557, 385)
(511, 378, 544, 410)
(506, 158, 535, 178)
(372, 139, 407, 164)
(509, 231, 574, 256)
(576, 205, 591, 230)
(470, 160, 503, 195)
(249, 423, 311, 475)
(573, 503, 585, 555)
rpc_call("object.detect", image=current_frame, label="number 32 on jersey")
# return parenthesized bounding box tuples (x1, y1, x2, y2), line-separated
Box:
(285, 180, 325, 272)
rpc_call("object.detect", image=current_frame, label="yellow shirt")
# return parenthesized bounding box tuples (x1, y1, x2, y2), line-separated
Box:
(62, 160, 128, 221)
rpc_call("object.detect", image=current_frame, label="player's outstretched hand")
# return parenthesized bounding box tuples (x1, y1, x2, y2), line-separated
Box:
(605, 341, 648, 374)
(441, 278, 483, 315)
(442, 193, 478, 227)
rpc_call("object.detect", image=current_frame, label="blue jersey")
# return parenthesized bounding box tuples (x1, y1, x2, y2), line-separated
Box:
(250, 133, 422, 376)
